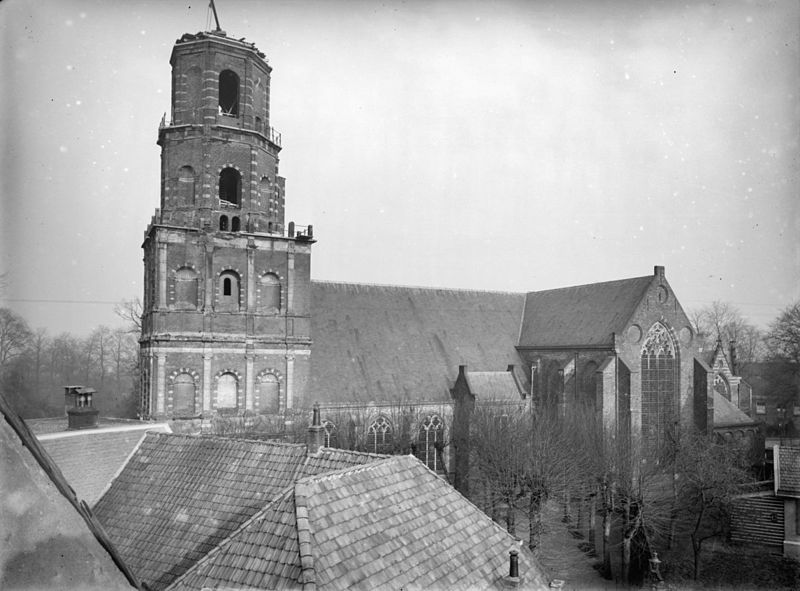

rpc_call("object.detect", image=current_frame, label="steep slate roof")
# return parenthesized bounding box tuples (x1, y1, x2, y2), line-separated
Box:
(0, 394, 137, 590)
(94, 433, 309, 590)
(93, 433, 389, 590)
(775, 446, 800, 497)
(310, 281, 526, 404)
(518, 275, 653, 348)
(168, 455, 549, 591)
(38, 422, 171, 505)
(467, 370, 524, 400)
(713, 392, 758, 428)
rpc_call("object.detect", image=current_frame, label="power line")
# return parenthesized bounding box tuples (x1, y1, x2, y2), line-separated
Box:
(3, 298, 124, 306)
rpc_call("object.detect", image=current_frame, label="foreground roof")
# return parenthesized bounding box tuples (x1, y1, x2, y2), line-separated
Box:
(0, 394, 137, 590)
(168, 455, 549, 591)
(94, 434, 308, 590)
(38, 422, 171, 505)
(310, 281, 526, 404)
(518, 275, 653, 348)
(94, 433, 388, 590)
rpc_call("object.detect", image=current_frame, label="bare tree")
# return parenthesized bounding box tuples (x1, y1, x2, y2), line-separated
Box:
(765, 301, 800, 365)
(0, 308, 33, 376)
(114, 298, 143, 333)
(672, 428, 751, 580)
(690, 300, 764, 363)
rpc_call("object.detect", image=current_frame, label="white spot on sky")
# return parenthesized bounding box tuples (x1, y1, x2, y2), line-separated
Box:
(80, 12, 87, 19)
(140, 30, 147, 36)
(65, 19, 74, 27)
(123, 167, 129, 173)
(746, 16, 753, 23)
(59, 146, 67, 153)
(75, 100, 82, 106)
(624, 72, 630, 80)
(66, 65, 74, 71)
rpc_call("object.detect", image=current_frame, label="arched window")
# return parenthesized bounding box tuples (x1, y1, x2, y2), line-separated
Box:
(259, 176, 270, 207)
(219, 168, 241, 205)
(323, 419, 338, 448)
(368, 416, 393, 454)
(172, 373, 196, 416)
(259, 273, 281, 312)
(174, 267, 198, 309)
(231, 216, 241, 232)
(218, 271, 240, 310)
(219, 215, 229, 231)
(416, 414, 444, 471)
(216, 372, 238, 409)
(256, 373, 280, 414)
(641, 322, 677, 457)
(177, 166, 195, 205)
(218, 70, 239, 116)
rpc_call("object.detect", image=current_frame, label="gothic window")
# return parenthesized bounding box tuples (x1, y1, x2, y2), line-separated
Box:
(416, 414, 444, 471)
(174, 267, 198, 309)
(177, 166, 195, 205)
(256, 373, 280, 414)
(172, 373, 196, 416)
(218, 271, 240, 310)
(641, 322, 677, 457)
(231, 216, 241, 232)
(217, 373, 238, 409)
(323, 420, 338, 448)
(368, 416, 394, 454)
(714, 374, 731, 400)
(582, 361, 598, 407)
(219, 168, 241, 205)
(259, 273, 281, 312)
(218, 70, 239, 116)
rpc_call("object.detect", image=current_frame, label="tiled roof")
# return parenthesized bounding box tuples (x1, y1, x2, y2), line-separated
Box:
(776, 445, 800, 497)
(168, 455, 549, 591)
(38, 422, 171, 505)
(310, 281, 526, 404)
(93, 433, 309, 590)
(713, 392, 758, 428)
(518, 275, 653, 348)
(0, 393, 138, 590)
(93, 433, 389, 590)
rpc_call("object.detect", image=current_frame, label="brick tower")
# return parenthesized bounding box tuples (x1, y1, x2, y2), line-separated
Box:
(140, 28, 314, 420)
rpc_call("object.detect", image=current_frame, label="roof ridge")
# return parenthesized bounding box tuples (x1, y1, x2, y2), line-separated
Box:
(311, 279, 525, 296)
(313, 446, 390, 460)
(525, 274, 652, 296)
(294, 481, 316, 590)
(298, 454, 406, 484)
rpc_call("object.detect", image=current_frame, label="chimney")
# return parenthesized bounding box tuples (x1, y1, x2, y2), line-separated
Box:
(654, 265, 665, 279)
(64, 386, 99, 430)
(729, 340, 737, 375)
(307, 402, 325, 455)
(502, 549, 520, 588)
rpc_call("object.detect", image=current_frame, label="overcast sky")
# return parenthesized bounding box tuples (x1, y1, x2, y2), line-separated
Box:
(1, 0, 798, 336)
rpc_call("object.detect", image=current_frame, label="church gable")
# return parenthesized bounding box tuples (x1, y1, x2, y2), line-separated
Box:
(517, 274, 653, 349)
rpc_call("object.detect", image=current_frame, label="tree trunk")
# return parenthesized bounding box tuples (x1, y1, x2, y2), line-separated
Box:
(588, 489, 597, 553)
(506, 496, 516, 536)
(529, 491, 542, 552)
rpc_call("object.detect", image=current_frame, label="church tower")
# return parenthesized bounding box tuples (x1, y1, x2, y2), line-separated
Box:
(140, 28, 314, 420)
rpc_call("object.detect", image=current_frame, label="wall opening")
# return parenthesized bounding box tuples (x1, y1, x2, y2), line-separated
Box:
(231, 216, 240, 232)
(219, 215, 229, 231)
(219, 168, 241, 205)
(172, 373, 196, 416)
(217, 372, 238, 409)
(218, 70, 239, 116)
